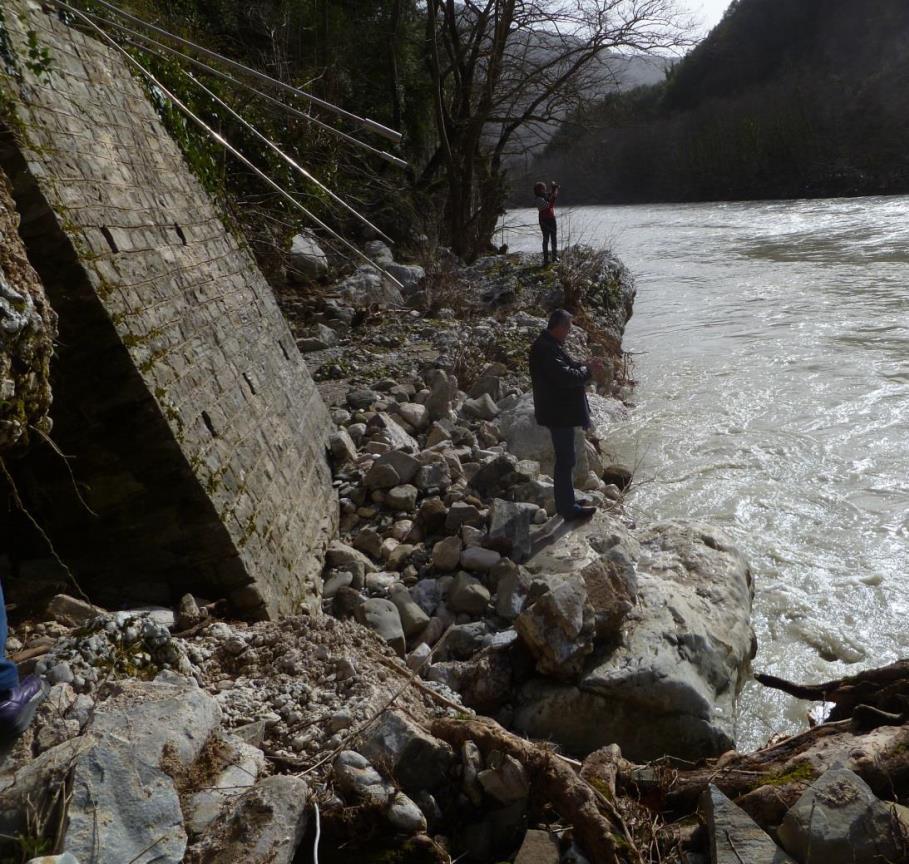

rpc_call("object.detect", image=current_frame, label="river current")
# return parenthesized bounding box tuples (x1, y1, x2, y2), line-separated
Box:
(503, 198, 909, 750)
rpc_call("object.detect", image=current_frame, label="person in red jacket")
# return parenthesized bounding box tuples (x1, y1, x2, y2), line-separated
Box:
(534, 180, 559, 266)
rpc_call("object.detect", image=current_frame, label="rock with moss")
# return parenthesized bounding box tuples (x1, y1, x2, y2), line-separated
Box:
(0, 170, 56, 452)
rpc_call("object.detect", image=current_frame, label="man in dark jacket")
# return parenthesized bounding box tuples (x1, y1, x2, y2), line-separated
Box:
(529, 309, 603, 520)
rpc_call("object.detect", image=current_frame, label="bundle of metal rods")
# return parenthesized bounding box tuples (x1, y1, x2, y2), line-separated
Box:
(46, 0, 407, 284)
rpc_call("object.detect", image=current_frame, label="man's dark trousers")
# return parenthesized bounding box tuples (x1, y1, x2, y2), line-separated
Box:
(550, 426, 577, 516)
(541, 218, 557, 262)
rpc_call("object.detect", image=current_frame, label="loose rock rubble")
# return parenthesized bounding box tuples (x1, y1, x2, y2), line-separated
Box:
(3, 604, 451, 863)
(6, 245, 903, 864)
(317, 319, 756, 765)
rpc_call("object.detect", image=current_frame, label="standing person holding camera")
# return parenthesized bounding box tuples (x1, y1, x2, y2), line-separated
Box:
(534, 179, 560, 266)
(530, 309, 605, 521)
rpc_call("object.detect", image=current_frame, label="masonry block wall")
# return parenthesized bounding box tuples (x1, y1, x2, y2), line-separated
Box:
(0, 1, 336, 617)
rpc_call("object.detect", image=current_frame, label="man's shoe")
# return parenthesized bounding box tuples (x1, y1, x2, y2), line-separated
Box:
(560, 504, 596, 522)
(0, 675, 47, 744)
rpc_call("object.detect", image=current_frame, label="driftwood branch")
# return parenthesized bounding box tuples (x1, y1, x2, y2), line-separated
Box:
(431, 716, 641, 864)
(756, 660, 909, 721)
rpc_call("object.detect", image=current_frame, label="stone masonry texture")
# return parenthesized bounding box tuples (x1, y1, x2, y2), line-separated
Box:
(0, 1, 336, 617)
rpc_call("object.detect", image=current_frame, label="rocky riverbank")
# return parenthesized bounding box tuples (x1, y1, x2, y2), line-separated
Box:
(2, 243, 907, 864)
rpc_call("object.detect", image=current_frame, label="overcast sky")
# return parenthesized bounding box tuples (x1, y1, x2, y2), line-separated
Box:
(692, 0, 732, 33)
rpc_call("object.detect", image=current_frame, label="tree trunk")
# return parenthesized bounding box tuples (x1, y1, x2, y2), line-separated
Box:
(388, 0, 403, 130)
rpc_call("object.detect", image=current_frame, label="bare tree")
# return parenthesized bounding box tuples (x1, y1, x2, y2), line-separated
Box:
(420, 0, 693, 259)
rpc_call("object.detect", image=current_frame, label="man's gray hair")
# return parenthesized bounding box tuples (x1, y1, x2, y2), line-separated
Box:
(547, 308, 572, 330)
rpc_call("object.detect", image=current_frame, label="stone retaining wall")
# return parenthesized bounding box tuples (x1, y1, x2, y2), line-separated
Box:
(0, 1, 335, 617)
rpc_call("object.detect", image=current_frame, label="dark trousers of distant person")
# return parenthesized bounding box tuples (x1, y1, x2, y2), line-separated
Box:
(550, 426, 578, 516)
(540, 217, 557, 264)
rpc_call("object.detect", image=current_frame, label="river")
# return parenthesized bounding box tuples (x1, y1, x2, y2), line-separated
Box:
(503, 198, 909, 750)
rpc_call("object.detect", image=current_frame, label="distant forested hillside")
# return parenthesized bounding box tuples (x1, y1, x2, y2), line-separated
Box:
(524, 0, 909, 204)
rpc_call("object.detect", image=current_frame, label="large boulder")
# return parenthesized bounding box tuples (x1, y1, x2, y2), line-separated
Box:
(498, 393, 588, 482)
(0, 738, 93, 838)
(778, 767, 906, 864)
(586, 392, 630, 441)
(287, 230, 328, 280)
(579, 557, 637, 641)
(514, 515, 755, 763)
(498, 393, 628, 485)
(24, 856, 81, 864)
(186, 733, 266, 835)
(365, 240, 394, 265)
(64, 677, 222, 864)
